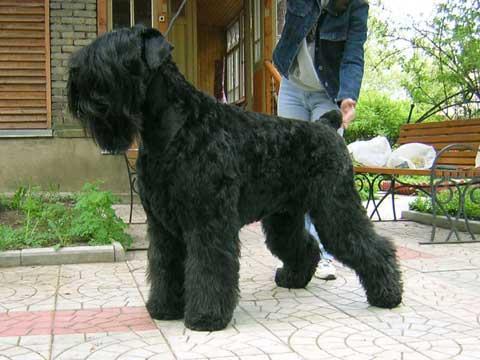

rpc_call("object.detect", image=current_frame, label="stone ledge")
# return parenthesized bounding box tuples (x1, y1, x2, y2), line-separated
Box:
(0, 242, 125, 268)
(402, 210, 480, 234)
(0, 251, 21, 267)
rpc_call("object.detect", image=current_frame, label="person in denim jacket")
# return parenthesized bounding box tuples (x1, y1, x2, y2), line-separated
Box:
(273, 0, 369, 280)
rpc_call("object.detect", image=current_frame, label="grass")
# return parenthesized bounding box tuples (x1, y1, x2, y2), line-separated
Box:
(0, 183, 132, 252)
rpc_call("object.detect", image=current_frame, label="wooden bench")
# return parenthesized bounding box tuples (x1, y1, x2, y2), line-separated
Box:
(354, 118, 480, 243)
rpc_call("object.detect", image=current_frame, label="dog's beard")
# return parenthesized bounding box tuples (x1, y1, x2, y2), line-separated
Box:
(83, 114, 140, 153)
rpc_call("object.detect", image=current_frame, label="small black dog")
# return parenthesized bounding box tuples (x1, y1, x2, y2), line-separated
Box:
(68, 26, 402, 331)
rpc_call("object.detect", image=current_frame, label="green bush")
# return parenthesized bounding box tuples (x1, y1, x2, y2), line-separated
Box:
(0, 183, 132, 251)
(345, 91, 411, 145)
(71, 183, 132, 247)
(409, 190, 480, 220)
(345, 91, 440, 145)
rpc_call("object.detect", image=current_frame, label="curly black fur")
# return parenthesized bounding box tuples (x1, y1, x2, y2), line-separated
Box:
(68, 26, 403, 332)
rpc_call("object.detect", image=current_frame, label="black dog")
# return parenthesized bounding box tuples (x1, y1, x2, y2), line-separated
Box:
(68, 26, 402, 331)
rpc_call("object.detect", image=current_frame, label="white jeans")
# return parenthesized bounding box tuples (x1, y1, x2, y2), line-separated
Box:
(277, 77, 339, 260)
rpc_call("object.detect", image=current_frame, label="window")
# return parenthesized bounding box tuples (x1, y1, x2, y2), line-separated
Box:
(226, 15, 245, 104)
(109, 0, 153, 29)
(0, 1, 50, 131)
(252, 0, 262, 64)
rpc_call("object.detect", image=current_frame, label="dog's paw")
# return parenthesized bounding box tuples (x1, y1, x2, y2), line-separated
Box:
(146, 300, 184, 320)
(366, 286, 403, 309)
(184, 314, 231, 332)
(275, 267, 312, 289)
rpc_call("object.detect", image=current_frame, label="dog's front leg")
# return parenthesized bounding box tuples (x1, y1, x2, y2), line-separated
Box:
(183, 224, 240, 331)
(146, 221, 186, 320)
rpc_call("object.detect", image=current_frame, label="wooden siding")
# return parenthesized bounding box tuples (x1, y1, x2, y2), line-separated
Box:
(198, 0, 243, 27)
(0, 0, 50, 129)
(197, 25, 225, 96)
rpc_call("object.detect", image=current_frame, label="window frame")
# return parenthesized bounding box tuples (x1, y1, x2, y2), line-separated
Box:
(107, 0, 154, 30)
(252, 0, 263, 66)
(225, 13, 246, 105)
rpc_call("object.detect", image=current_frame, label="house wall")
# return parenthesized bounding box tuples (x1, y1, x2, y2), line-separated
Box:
(50, 0, 98, 135)
(197, 25, 225, 96)
(0, 138, 129, 193)
(0, 1, 131, 195)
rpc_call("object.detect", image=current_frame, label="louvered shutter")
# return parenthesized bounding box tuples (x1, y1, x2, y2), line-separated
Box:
(0, 0, 50, 129)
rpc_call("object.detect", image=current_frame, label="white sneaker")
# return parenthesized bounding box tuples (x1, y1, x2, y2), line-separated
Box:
(315, 259, 336, 280)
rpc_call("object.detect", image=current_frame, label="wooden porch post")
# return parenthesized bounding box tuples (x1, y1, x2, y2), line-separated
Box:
(263, 0, 274, 114)
(97, 0, 107, 35)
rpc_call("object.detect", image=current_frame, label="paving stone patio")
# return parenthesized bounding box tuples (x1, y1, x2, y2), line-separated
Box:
(1, 200, 480, 360)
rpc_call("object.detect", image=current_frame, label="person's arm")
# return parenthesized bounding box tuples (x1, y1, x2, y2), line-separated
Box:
(337, 1, 369, 127)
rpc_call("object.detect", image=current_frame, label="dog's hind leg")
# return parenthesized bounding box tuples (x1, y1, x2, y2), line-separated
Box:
(262, 212, 320, 288)
(146, 220, 186, 320)
(183, 222, 241, 331)
(309, 174, 403, 309)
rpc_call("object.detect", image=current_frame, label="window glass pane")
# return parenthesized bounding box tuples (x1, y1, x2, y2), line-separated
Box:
(235, 50, 239, 88)
(227, 29, 232, 50)
(227, 55, 233, 101)
(134, 0, 152, 26)
(112, 0, 131, 29)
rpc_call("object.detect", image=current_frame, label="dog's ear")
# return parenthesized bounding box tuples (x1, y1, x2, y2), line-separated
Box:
(139, 27, 174, 70)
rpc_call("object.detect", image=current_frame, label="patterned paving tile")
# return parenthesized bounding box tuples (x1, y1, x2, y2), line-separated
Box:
(0, 311, 54, 337)
(0, 335, 51, 360)
(405, 271, 479, 308)
(156, 309, 295, 360)
(56, 263, 145, 310)
(396, 246, 436, 260)
(52, 330, 174, 360)
(355, 310, 480, 360)
(0, 266, 58, 313)
(126, 260, 149, 300)
(0, 307, 156, 337)
(1, 209, 480, 359)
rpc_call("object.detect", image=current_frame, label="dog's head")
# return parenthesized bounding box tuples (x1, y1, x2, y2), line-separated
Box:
(67, 26, 173, 153)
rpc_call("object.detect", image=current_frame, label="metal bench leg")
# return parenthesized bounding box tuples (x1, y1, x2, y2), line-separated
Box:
(129, 182, 134, 224)
(391, 177, 397, 221)
(124, 154, 135, 224)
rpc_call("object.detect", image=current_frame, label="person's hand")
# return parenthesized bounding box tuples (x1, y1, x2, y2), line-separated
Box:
(339, 98, 356, 129)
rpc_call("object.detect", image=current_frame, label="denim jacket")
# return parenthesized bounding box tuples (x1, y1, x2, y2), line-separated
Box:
(273, 0, 369, 103)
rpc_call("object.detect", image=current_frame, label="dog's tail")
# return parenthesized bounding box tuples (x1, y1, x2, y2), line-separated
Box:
(315, 109, 343, 130)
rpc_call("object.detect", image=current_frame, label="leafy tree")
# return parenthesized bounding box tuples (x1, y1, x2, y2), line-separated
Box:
(398, 0, 480, 121)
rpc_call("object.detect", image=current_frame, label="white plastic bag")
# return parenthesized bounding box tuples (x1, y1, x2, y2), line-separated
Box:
(386, 143, 436, 169)
(347, 136, 392, 167)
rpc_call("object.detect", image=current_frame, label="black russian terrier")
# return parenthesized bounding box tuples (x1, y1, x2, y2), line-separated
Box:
(67, 26, 402, 331)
